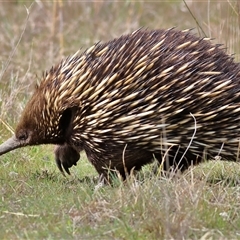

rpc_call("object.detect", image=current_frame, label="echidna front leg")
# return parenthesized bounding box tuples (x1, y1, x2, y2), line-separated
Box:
(54, 144, 80, 176)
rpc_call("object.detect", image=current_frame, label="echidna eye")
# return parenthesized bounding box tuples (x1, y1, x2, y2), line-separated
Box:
(17, 130, 28, 141)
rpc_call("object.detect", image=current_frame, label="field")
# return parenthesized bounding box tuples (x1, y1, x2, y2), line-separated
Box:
(0, 1, 240, 239)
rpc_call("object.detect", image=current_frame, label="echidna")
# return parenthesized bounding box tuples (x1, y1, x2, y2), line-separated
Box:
(1, 28, 240, 181)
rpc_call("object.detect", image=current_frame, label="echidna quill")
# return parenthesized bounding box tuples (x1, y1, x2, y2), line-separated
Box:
(1, 28, 240, 181)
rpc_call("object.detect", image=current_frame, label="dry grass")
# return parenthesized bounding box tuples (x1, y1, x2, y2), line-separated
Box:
(0, 1, 240, 239)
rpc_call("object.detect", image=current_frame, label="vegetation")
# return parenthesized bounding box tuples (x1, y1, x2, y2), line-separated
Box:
(0, 1, 240, 239)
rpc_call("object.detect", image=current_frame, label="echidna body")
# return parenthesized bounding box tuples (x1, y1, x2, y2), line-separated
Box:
(1, 28, 240, 180)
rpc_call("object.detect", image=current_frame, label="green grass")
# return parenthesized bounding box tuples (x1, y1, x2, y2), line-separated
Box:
(1, 1, 240, 239)
(1, 150, 240, 239)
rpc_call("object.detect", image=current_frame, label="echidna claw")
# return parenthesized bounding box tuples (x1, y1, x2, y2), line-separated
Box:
(54, 144, 80, 176)
(62, 162, 71, 175)
(55, 156, 67, 177)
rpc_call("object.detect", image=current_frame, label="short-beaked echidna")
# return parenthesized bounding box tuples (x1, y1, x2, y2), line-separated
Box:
(1, 28, 240, 180)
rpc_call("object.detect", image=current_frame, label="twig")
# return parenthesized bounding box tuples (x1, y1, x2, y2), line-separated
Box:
(2, 211, 39, 218)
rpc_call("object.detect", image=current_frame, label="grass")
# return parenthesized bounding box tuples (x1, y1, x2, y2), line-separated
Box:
(1, 1, 240, 239)
(1, 152, 240, 239)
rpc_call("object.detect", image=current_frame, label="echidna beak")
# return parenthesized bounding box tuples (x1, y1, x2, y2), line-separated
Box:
(0, 135, 23, 155)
